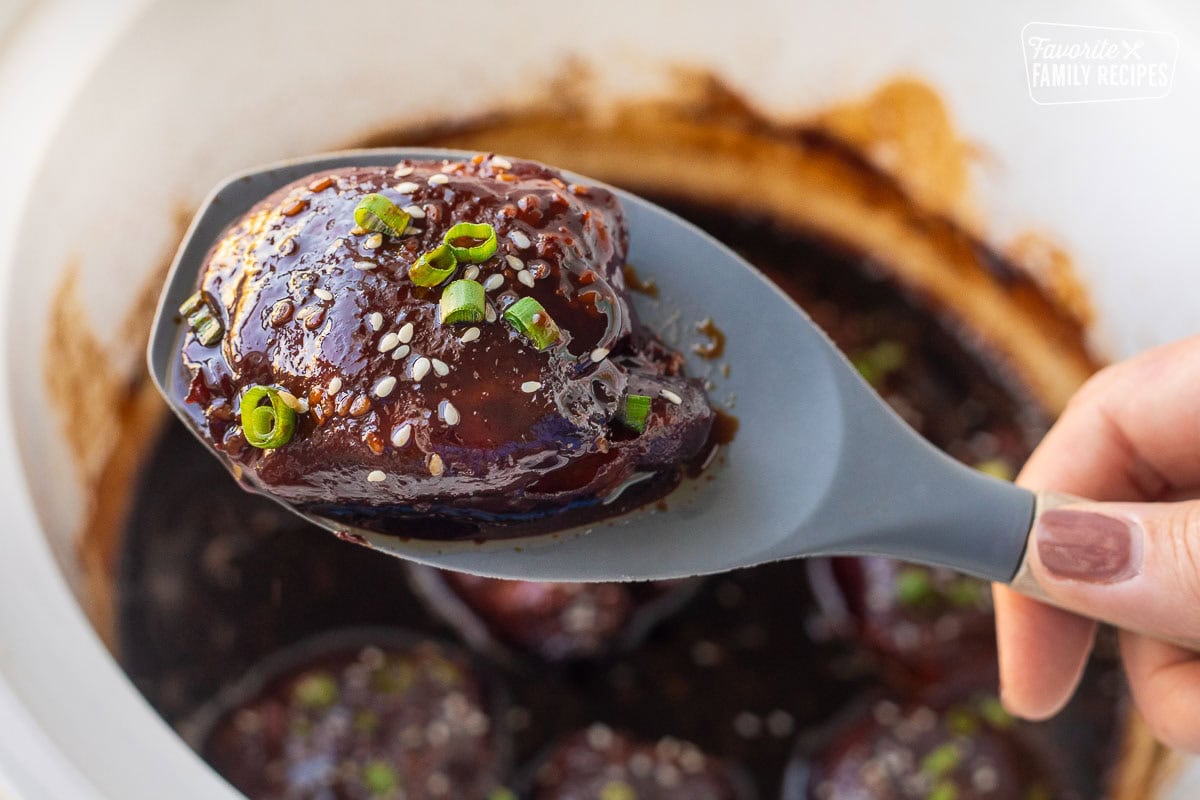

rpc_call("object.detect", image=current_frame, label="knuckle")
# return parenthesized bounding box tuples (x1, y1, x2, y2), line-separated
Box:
(1162, 504, 1200, 605)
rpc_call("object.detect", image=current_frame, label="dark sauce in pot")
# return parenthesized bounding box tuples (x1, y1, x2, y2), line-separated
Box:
(118, 201, 1122, 798)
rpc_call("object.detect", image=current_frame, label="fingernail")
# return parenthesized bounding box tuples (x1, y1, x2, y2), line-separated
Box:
(1036, 509, 1140, 583)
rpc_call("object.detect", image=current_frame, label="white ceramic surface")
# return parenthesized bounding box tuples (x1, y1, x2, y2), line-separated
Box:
(1, 1, 1198, 797)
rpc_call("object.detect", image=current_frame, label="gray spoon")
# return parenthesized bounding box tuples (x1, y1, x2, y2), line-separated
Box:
(147, 148, 1148, 643)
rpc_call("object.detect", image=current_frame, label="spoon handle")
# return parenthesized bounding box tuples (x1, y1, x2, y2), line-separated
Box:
(1009, 491, 1199, 652)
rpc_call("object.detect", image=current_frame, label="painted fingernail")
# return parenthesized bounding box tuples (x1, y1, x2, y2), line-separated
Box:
(1036, 509, 1139, 583)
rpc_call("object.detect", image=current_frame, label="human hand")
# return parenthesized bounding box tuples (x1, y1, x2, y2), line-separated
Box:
(993, 333, 1200, 751)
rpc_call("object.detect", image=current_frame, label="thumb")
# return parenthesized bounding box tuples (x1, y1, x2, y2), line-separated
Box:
(1027, 500, 1200, 645)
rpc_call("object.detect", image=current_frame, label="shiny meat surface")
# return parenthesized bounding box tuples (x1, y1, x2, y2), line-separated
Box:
(789, 696, 1073, 800)
(199, 639, 508, 800)
(176, 157, 713, 539)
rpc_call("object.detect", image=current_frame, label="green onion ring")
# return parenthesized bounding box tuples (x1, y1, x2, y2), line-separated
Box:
(617, 394, 651, 433)
(439, 279, 486, 325)
(354, 193, 411, 237)
(179, 290, 224, 346)
(240, 385, 297, 449)
(410, 243, 458, 287)
(503, 296, 561, 350)
(442, 221, 498, 263)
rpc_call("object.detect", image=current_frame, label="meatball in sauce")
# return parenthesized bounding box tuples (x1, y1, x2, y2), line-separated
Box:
(176, 156, 714, 540)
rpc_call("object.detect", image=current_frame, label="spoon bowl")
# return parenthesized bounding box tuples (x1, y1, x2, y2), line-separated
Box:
(150, 148, 1032, 584)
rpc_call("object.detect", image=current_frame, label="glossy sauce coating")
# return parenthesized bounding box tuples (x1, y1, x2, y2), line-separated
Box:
(177, 157, 714, 538)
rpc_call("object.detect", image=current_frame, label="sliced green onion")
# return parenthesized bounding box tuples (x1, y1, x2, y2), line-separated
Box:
(354, 193, 411, 237)
(921, 742, 962, 779)
(894, 567, 934, 607)
(178, 291, 206, 317)
(293, 671, 338, 709)
(443, 221, 498, 263)
(179, 290, 224, 346)
(439, 279, 485, 324)
(503, 296, 561, 350)
(190, 311, 224, 346)
(979, 696, 1014, 730)
(410, 243, 458, 287)
(362, 761, 398, 795)
(617, 394, 652, 433)
(240, 385, 297, 449)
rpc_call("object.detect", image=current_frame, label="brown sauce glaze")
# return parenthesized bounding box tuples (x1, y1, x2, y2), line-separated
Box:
(174, 158, 714, 540)
(694, 318, 727, 360)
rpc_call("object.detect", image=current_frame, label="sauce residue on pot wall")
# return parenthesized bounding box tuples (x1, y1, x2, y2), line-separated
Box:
(361, 73, 1100, 413)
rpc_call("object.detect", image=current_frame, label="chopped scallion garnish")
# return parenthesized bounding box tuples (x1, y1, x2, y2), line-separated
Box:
(439, 279, 486, 324)
(443, 221, 498, 263)
(617, 394, 652, 433)
(503, 296, 561, 350)
(179, 290, 224, 346)
(353, 193, 411, 237)
(240, 385, 297, 449)
(410, 243, 458, 287)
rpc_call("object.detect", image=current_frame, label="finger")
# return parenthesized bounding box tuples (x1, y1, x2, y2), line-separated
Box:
(1023, 332, 1200, 502)
(1120, 631, 1200, 752)
(995, 334, 1200, 719)
(1027, 499, 1200, 644)
(992, 583, 1095, 719)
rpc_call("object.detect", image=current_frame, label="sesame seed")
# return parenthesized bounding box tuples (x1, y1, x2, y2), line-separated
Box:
(276, 237, 296, 256)
(586, 724, 614, 750)
(374, 376, 397, 398)
(431, 358, 449, 377)
(483, 274, 504, 292)
(428, 173, 450, 186)
(393, 164, 414, 178)
(441, 401, 460, 426)
(325, 239, 345, 256)
(733, 712, 762, 739)
(391, 344, 411, 360)
(327, 377, 343, 394)
(355, 260, 377, 271)
(378, 332, 400, 352)
(391, 423, 412, 448)
(521, 381, 542, 393)
(403, 227, 423, 237)
(590, 347, 610, 363)
(517, 270, 535, 288)
(766, 710, 795, 738)
(395, 181, 420, 193)
(398, 322, 414, 343)
(491, 156, 512, 169)
(276, 390, 300, 411)
(428, 453, 445, 476)
(505, 254, 524, 270)
(412, 357, 431, 381)
(363, 233, 383, 250)
(367, 312, 384, 331)
(349, 225, 368, 236)
(461, 327, 480, 343)
(463, 265, 480, 281)
(367, 470, 386, 483)
(484, 304, 497, 323)
(314, 288, 334, 301)
(509, 230, 531, 249)
(403, 204, 425, 219)
(660, 389, 683, 405)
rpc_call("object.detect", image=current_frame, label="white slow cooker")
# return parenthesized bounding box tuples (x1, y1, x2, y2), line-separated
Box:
(1, 1, 1198, 797)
